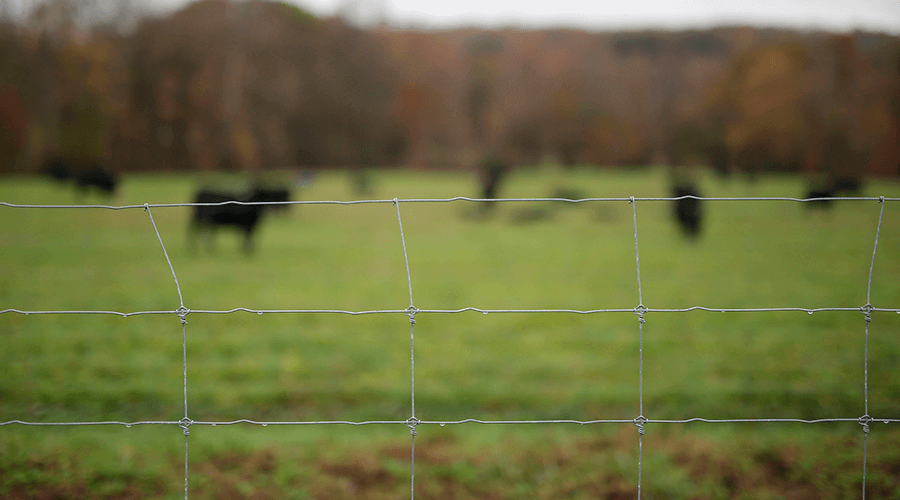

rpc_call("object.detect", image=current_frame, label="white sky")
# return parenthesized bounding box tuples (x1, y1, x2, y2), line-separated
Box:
(4, 0, 900, 34)
(195, 0, 899, 34)
(366, 0, 900, 34)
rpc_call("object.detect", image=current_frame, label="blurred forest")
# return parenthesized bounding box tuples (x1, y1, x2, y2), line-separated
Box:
(1, 0, 899, 179)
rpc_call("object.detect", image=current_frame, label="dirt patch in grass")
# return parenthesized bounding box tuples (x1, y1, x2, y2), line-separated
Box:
(1, 455, 162, 500)
(3, 429, 898, 499)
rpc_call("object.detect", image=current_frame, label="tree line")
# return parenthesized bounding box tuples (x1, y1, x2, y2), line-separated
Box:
(1, 0, 899, 179)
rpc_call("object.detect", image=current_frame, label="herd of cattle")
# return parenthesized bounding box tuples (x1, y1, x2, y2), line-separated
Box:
(667, 175, 862, 239)
(42, 155, 862, 252)
(42, 155, 291, 253)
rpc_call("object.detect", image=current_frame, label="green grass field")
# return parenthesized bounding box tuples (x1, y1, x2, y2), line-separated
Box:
(2, 166, 899, 499)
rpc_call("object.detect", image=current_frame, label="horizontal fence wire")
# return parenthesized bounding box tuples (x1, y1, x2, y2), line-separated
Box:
(4, 307, 900, 316)
(1, 195, 899, 210)
(5, 418, 899, 427)
(1, 195, 896, 500)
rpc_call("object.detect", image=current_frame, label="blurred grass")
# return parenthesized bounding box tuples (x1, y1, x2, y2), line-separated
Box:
(1, 166, 899, 498)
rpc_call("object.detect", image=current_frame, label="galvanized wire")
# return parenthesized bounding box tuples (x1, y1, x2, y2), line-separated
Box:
(630, 196, 647, 498)
(861, 197, 885, 500)
(144, 204, 185, 309)
(4, 417, 898, 427)
(2, 195, 899, 210)
(1, 195, 896, 500)
(393, 198, 419, 499)
(144, 203, 191, 499)
(8, 306, 896, 317)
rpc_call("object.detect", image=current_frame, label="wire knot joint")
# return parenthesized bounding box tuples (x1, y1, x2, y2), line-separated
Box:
(405, 306, 419, 324)
(860, 304, 874, 323)
(634, 304, 648, 323)
(858, 414, 873, 434)
(176, 306, 190, 325)
(405, 416, 420, 436)
(179, 417, 194, 436)
(633, 415, 647, 435)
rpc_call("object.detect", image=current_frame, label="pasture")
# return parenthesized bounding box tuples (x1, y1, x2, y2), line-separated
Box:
(1, 166, 899, 499)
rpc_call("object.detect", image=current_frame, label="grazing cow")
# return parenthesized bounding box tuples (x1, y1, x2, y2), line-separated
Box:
(43, 156, 70, 181)
(476, 155, 507, 216)
(481, 158, 505, 200)
(74, 165, 118, 195)
(804, 174, 864, 212)
(672, 183, 702, 238)
(42, 156, 118, 196)
(189, 187, 273, 253)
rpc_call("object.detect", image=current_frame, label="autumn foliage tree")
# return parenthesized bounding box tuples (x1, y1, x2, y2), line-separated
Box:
(114, 0, 405, 172)
(3, 5, 899, 178)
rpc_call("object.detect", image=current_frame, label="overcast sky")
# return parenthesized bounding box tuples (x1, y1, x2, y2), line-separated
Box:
(4, 0, 899, 34)
(152, 0, 900, 34)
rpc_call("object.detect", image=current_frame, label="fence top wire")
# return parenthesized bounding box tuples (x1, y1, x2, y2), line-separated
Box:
(4, 307, 899, 317)
(1, 196, 897, 210)
(4, 417, 898, 427)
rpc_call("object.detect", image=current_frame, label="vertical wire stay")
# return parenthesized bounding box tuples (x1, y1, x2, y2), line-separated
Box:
(394, 198, 417, 500)
(631, 197, 644, 308)
(394, 199, 415, 308)
(182, 320, 189, 500)
(143, 204, 190, 499)
(861, 197, 885, 500)
(184, 434, 189, 500)
(630, 197, 645, 499)
(144, 204, 185, 309)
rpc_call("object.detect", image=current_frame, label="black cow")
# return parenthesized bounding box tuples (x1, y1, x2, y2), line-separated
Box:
(74, 166, 118, 195)
(481, 159, 505, 200)
(476, 155, 507, 215)
(672, 183, 702, 238)
(42, 156, 118, 196)
(805, 174, 864, 211)
(189, 187, 273, 253)
(44, 156, 70, 181)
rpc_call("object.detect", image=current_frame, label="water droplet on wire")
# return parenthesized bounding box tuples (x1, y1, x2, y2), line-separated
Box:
(262, 423, 268, 427)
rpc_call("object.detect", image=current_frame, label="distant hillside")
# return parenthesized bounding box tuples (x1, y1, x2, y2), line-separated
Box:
(1, 2, 898, 177)
(379, 26, 900, 177)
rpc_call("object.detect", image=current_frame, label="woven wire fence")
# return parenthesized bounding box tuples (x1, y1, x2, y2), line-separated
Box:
(2, 194, 899, 499)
